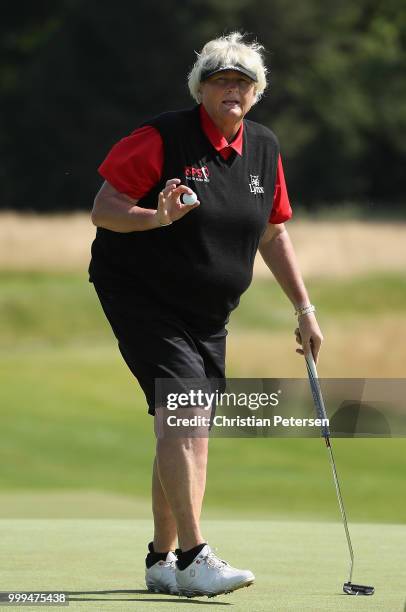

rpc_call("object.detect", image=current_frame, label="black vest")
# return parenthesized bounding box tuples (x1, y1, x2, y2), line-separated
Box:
(89, 105, 279, 331)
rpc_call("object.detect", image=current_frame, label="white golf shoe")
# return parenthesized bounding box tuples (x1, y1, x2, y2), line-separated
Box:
(175, 544, 255, 598)
(145, 551, 178, 595)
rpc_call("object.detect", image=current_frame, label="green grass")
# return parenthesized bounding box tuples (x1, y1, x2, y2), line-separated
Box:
(1, 271, 406, 523)
(1, 271, 406, 347)
(1, 519, 405, 611)
(235, 273, 406, 330)
(0, 272, 107, 348)
(1, 345, 406, 522)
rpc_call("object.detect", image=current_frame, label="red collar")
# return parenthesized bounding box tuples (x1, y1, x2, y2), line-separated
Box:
(199, 104, 243, 157)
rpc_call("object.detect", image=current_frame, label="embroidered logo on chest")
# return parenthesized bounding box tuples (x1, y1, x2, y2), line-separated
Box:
(185, 165, 210, 183)
(249, 174, 264, 194)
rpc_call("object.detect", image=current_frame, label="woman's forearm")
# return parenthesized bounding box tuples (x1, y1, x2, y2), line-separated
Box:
(259, 227, 310, 309)
(91, 193, 161, 232)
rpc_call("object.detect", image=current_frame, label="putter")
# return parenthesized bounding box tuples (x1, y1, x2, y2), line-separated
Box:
(305, 353, 374, 596)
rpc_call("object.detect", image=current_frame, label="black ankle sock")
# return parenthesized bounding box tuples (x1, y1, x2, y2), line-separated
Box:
(145, 541, 170, 569)
(175, 543, 207, 570)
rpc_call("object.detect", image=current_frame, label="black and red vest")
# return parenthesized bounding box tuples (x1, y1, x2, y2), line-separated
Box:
(89, 105, 279, 331)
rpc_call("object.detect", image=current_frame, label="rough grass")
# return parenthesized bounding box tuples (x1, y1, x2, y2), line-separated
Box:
(1, 212, 406, 279)
(2, 270, 406, 345)
(1, 270, 406, 376)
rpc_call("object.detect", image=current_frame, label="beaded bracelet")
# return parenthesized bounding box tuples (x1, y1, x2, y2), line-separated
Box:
(295, 304, 316, 317)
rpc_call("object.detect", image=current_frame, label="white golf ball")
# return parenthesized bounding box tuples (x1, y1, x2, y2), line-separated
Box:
(181, 191, 197, 205)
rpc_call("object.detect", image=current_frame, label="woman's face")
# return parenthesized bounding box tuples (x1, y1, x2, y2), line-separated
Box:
(199, 70, 256, 125)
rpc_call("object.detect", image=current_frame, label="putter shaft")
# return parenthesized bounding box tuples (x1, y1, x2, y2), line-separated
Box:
(304, 334, 374, 594)
(325, 436, 354, 584)
(305, 355, 354, 584)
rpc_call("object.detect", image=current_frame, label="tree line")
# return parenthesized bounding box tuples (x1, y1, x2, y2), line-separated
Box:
(1, 0, 405, 213)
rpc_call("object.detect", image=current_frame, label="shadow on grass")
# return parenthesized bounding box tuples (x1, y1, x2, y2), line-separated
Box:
(67, 589, 230, 604)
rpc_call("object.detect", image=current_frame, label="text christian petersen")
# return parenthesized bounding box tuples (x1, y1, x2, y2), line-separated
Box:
(163, 389, 329, 429)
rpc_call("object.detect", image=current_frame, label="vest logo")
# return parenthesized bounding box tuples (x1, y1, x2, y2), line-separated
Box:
(249, 174, 264, 194)
(185, 165, 210, 182)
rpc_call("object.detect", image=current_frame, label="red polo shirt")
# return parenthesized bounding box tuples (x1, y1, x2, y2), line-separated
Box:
(99, 104, 292, 224)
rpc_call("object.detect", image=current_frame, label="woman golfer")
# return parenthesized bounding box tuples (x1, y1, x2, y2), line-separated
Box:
(89, 32, 323, 598)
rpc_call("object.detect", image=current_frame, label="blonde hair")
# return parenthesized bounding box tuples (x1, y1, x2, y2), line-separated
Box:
(188, 32, 268, 104)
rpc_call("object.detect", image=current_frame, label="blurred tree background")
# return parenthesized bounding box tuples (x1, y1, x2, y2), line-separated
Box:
(1, 0, 405, 212)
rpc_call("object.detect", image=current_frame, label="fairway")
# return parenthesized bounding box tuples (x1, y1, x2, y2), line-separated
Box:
(1, 269, 406, 610)
(1, 519, 405, 611)
(1, 271, 406, 524)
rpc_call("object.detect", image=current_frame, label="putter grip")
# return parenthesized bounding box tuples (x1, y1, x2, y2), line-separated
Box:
(305, 353, 331, 438)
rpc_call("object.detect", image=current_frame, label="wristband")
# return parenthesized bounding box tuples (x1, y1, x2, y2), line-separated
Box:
(295, 304, 316, 317)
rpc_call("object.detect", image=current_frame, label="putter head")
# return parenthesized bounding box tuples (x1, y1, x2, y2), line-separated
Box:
(343, 582, 374, 596)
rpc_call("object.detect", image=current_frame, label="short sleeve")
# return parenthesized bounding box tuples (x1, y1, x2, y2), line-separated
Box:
(98, 125, 164, 200)
(269, 154, 292, 224)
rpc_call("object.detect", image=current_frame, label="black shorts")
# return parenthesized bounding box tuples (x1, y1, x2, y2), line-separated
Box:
(94, 285, 227, 416)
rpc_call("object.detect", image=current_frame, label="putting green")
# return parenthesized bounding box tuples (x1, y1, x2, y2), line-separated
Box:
(1, 519, 405, 611)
